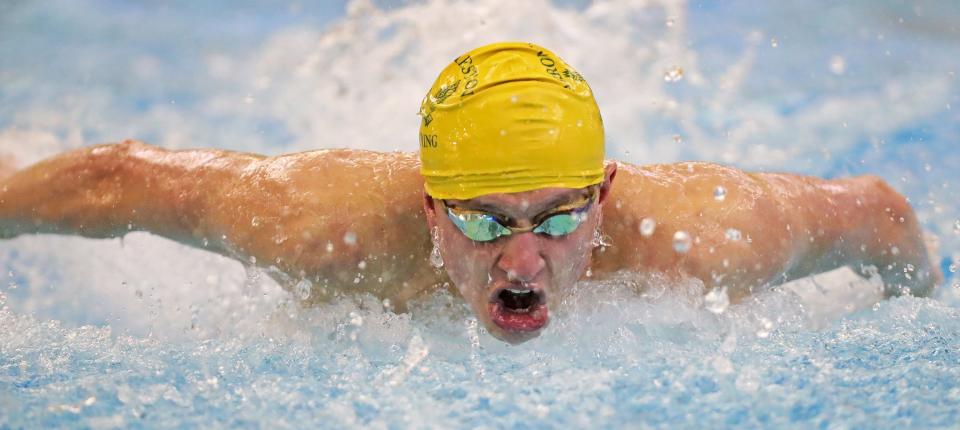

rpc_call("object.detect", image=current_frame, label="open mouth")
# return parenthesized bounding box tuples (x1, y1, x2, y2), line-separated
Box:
(488, 287, 549, 332)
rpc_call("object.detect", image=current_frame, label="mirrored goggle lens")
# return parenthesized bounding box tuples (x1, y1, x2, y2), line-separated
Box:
(532, 211, 588, 236)
(446, 207, 589, 242)
(447, 210, 511, 242)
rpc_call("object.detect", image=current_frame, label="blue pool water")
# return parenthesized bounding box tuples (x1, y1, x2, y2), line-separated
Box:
(2, 0, 960, 428)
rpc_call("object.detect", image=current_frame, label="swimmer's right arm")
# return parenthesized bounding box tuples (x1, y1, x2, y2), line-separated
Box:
(0, 140, 263, 253)
(0, 140, 440, 297)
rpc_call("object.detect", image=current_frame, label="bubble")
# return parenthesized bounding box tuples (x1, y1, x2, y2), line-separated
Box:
(954, 219, 960, 235)
(250, 216, 261, 227)
(326, 242, 334, 253)
(357, 260, 367, 270)
(890, 246, 900, 256)
(639, 217, 657, 237)
(343, 231, 358, 246)
(948, 264, 956, 273)
(713, 186, 727, 201)
(704, 287, 729, 314)
(829, 55, 846, 75)
(725, 228, 742, 241)
(770, 38, 779, 48)
(663, 66, 684, 82)
(672, 231, 692, 253)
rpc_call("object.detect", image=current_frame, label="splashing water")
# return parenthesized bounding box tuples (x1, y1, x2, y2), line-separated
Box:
(2, 0, 960, 428)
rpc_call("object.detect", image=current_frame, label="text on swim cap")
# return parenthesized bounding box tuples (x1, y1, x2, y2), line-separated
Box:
(420, 133, 438, 149)
(536, 51, 585, 88)
(455, 55, 479, 97)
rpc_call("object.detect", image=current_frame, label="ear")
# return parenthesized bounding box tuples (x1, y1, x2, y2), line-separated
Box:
(422, 190, 438, 230)
(598, 162, 617, 204)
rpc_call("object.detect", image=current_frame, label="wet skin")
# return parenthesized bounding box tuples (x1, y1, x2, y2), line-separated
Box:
(0, 141, 942, 343)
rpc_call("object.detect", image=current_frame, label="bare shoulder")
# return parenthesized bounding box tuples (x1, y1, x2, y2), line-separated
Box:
(599, 161, 812, 298)
(209, 149, 432, 300)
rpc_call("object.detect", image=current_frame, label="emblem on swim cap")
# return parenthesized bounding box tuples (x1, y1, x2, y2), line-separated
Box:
(418, 42, 605, 200)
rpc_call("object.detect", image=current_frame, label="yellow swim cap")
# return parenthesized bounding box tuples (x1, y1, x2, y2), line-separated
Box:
(418, 42, 604, 200)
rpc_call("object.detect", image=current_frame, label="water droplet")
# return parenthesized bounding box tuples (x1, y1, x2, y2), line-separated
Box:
(510, 95, 518, 103)
(953, 219, 960, 235)
(591, 228, 612, 248)
(430, 227, 444, 269)
(326, 242, 334, 253)
(672, 231, 692, 253)
(585, 267, 593, 277)
(500, 129, 507, 136)
(672, 134, 682, 144)
(948, 264, 957, 273)
(294, 279, 312, 300)
(890, 246, 900, 256)
(250, 216, 261, 227)
(357, 260, 367, 270)
(663, 66, 684, 82)
(343, 231, 357, 246)
(829, 55, 846, 75)
(770, 38, 779, 48)
(576, 120, 583, 127)
(244, 95, 255, 104)
(639, 217, 657, 237)
(704, 287, 729, 314)
(924, 164, 932, 172)
(725, 228, 742, 241)
(722, 259, 730, 268)
(714, 185, 727, 201)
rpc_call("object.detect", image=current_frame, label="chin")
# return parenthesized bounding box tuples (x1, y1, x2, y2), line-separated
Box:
(488, 324, 545, 345)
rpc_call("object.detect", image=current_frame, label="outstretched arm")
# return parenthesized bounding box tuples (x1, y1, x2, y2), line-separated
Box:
(599, 162, 939, 300)
(0, 140, 260, 252)
(0, 141, 442, 303)
(758, 172, 940, 297)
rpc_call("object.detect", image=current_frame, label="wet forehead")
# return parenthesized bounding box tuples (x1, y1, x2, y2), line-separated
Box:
(448, 187, 591, 218)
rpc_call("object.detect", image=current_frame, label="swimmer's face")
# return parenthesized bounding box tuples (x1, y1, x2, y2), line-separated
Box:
(423, 164, 616, 344)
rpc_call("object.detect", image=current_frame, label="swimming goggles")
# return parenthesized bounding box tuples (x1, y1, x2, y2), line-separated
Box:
(442, 188, 596, 242)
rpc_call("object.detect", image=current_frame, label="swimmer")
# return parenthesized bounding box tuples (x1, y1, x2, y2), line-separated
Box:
(0, 42, 940, 343)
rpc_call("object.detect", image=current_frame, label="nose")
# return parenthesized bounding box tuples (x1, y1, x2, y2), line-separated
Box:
(496, 232, 546, 283)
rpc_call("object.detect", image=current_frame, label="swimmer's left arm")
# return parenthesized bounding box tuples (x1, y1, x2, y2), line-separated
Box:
(599, 163, 939, 300)
(757, 172, 941, 296)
